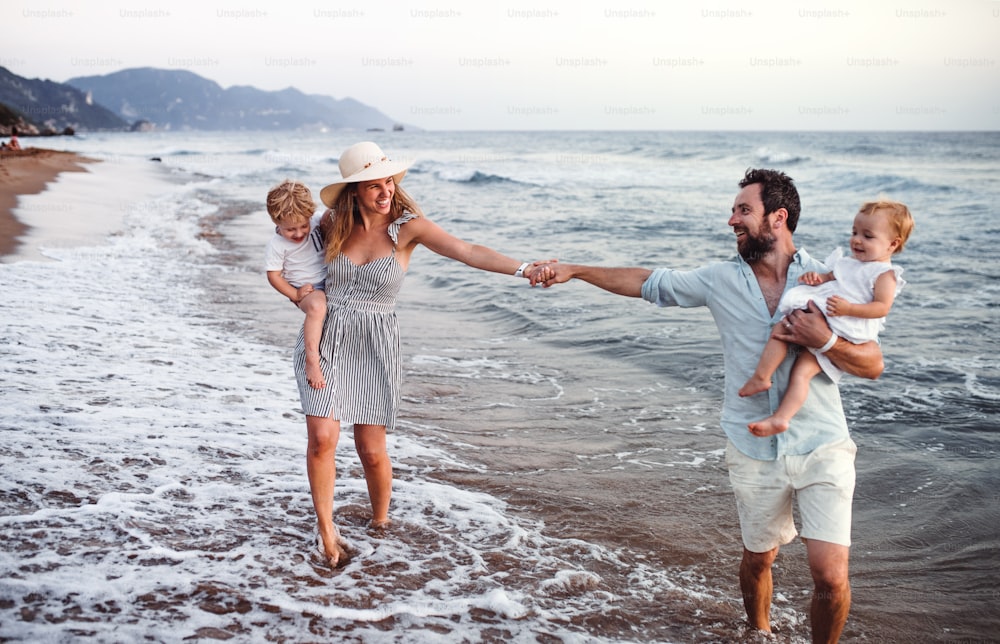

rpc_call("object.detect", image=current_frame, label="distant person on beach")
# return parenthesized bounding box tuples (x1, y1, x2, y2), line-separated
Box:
(7, 128, 22, 150)
(739, 200, 913, 436)
(300, 141, 550, 567)
(531, 168, 884, 642)
(265, 180, 328, 389)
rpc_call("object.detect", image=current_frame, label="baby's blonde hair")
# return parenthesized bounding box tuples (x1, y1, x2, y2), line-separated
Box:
(858, 199, 914, 254)
(266, 180, 316, 224)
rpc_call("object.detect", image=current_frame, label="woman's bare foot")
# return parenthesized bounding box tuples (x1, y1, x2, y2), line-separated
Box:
(306, 352, 326, 389)
(748, 416, 790, 437)
(316, 525, 349, 568)
(739, 375, 771, 397)
(369, 518, 391, 534)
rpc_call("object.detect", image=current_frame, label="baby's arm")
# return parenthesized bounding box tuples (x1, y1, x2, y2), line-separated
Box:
(826, 270, 898, 318)
(267, 270, 312, 304)
(799, 271, 835, 286)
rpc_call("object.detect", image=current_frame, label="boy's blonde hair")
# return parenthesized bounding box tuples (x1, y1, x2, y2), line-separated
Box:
(266, 180, 316, 224)
(859, 199, 914, 254)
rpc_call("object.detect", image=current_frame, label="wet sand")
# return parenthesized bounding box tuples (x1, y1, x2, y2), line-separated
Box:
(0, 147, 95, 257)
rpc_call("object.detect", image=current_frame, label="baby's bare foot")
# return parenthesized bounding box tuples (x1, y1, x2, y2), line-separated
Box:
(739, 375, 771, 398)
(748, 416, 789, 437)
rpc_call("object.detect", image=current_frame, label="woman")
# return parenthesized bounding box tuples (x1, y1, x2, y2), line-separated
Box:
(295, 141, 547, 567)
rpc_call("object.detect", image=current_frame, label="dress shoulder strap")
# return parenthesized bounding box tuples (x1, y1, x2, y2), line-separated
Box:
(388, 212, 419, 246)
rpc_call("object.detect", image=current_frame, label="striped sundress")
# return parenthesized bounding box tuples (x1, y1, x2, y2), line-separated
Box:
(293, 213, 416, 429)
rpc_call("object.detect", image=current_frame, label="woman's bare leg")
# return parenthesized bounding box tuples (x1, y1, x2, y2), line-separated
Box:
(353, 423, 392, 529)
(306, 414, 347, 565)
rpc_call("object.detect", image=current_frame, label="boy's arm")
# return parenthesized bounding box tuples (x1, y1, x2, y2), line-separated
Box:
(267, 271, 305, 303)
(826, 270, 898, 319)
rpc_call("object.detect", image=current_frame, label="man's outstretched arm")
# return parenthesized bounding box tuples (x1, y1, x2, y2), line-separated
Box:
(530, 262, 652, 298)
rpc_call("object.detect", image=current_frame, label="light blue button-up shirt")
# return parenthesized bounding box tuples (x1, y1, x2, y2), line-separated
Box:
(640, 249, 850, 461)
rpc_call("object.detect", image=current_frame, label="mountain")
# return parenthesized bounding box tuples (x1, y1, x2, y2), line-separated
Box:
(306, 94, 398, 129)
(0, 66, 127, 134)
(65, 67, 403, 131)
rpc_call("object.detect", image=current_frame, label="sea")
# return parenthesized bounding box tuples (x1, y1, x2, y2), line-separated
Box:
(1, 130, 997, 643)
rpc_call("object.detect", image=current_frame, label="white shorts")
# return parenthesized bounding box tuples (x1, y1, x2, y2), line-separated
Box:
(725, 437, 857, 552)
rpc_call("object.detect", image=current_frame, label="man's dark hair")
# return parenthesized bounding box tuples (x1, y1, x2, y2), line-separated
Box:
(739, 168, 801, 233)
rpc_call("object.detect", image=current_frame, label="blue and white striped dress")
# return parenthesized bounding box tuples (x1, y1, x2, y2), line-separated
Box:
(293, 213, 416, 429)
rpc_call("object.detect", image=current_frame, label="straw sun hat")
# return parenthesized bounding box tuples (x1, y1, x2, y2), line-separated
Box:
(319, 141, 412, 207)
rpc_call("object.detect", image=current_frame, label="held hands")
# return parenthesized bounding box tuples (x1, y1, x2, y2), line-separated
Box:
(526, 260, 574, 288)
(523, 260, 558, 286)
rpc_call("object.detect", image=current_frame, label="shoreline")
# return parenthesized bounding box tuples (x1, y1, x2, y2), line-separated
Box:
(0, 147, 96, 257)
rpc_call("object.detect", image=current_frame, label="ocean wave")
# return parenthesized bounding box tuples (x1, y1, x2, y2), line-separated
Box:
(270, 163, 309, 176)
(754, 146, 810, 164)
(434, 168, 523, 185)
(588, 144, 704, 162)
(657, 150, 701, 160)
(830, 172, 957, 194)
(840, 144, 888, 156)
(155, 148, 203, 157)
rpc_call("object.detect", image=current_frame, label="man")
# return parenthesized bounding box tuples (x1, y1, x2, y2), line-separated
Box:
(532, 169, 883, 642)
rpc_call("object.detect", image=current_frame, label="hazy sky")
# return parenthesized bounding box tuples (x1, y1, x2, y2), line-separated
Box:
(5, 0, 999, 130)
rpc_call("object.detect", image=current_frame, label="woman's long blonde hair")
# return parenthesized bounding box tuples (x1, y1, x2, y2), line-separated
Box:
(320, 182, 423, 262)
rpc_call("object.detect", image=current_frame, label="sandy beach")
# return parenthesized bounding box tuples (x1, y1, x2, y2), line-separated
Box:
(0, 147, 95, 257)
(0, 146, 172, 263)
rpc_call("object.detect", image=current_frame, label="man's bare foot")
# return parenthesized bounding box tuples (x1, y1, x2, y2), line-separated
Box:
(739, 375, 771, 397)
(306, 353, 326, 389)
(748, 416, 789, 437)
(316, 525, 349, 568)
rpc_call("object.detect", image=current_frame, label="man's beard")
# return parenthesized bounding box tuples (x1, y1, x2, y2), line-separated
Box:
(738, 228, 776, 264)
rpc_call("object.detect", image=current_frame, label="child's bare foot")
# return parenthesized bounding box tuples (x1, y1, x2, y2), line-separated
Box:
(316, 525, 349, 568)
(748, 416, 789, 437)
(306, 352, 325, 389)
(739, 375, 771, 397)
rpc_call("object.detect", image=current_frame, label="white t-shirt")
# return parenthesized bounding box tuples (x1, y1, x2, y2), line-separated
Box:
(264, 212, 326, 287)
